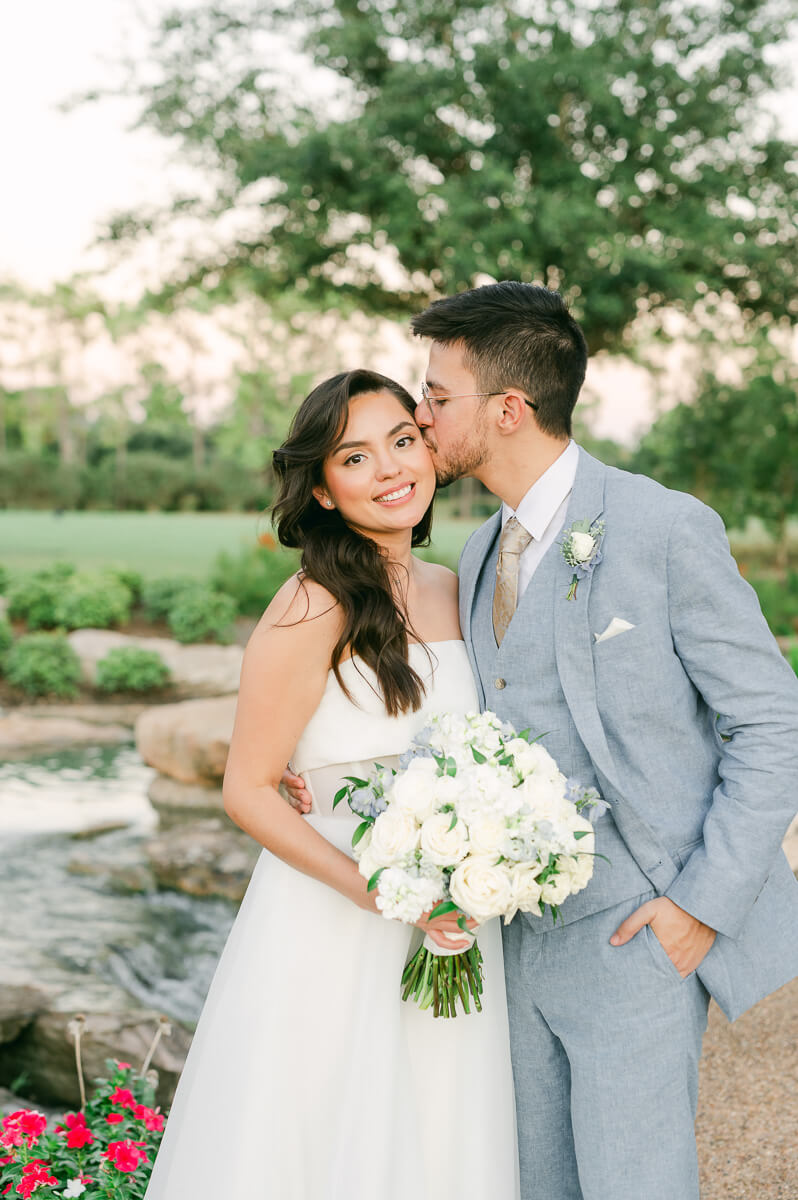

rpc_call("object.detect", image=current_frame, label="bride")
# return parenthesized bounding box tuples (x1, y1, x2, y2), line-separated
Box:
(144, 369, 520, 1200)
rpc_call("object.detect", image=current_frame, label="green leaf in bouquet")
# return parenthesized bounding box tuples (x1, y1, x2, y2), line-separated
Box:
(429, 899, 459, 920)
(445, 755, 457, 777)
(367, 868, 385, 892)
(498, 754, 514, 767)
(528, 731, 550, 743)
(457, 914, 470, 933)
(574, 829, 591, 840)
(448, 811, 458, 831)
(333, 786, 349, 809)
(344, 775, 369, 787)
(352, 820, 372, 847)
(470, 745, 487, 763)
(432, 751, 446, 773)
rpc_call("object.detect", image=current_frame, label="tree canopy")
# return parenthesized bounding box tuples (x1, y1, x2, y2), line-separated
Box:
(94, 0, 798, 351)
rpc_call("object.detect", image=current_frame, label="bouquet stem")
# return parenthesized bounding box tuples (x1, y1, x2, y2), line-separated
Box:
(401, 940, 484, 1018)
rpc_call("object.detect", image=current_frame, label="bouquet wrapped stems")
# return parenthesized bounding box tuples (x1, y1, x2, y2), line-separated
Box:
(401, 938, 484, 1019)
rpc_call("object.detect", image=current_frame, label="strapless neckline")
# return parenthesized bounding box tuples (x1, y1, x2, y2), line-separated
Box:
(336, 639, 465, 672)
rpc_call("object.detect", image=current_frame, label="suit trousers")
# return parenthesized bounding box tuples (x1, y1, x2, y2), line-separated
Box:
(502, 891, 711, 1200)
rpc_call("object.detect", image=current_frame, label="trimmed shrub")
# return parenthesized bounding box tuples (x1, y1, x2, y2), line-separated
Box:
(0, 452, 82, 509)
(6, 563, 76, 629)
(0, 616, 13, 664)
(96, 646, 171, 693)
(4, 632, 82, 697)
(167, 586, 237, 644)
(105, 566, 144, 606)
(210, 543, 299, 617)
(750, 573, 798, 638)
(140, 575, 197, 623)
(0, 563, 8, 594)
(54, 573, 133, 630)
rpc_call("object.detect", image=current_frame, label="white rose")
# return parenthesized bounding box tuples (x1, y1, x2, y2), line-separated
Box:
(539, 871, 574, 906)
(569, 530, 595, 561)
(449, 855, 513, 923)
(508, 862, 543, 916)
(368, 808, 420, 867)
(390, 757, 439, 822)
(467, 814, 509, 857)
(419, 811, 470, 867)
(558, 852, 594, 892)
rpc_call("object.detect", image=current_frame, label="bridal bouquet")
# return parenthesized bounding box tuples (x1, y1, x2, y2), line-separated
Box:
(334, 710, 606, 1018)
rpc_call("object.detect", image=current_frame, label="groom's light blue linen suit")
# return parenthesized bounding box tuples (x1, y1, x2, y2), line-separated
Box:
(458, 447, 798, 1200)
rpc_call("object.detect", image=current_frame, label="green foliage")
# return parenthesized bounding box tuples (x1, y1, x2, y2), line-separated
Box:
(100, 0, 798, 351)
(4, 631, 82, 697)
(95, 645, 171, 692)
(140, 574, 198, 621)
(167, 585, 238, 643)
(0, 452, 83, 509)
(6, 563, 76, 629)
(54, 573, 134, 630)
(788, 644, 798, 678)
(749, 574, 798, 638)
(210, 542, 299, 616)
(0, 616, 13, 664)
(630, 360, 798, 562)
(105, 565, 144, 605)
(0, 563, 8, 593)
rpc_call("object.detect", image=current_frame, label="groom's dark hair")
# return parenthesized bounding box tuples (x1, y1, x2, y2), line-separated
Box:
(411, 282, 587, 438)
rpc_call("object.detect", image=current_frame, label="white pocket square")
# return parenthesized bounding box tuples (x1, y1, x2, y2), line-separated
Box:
(594, 617, 636, 644)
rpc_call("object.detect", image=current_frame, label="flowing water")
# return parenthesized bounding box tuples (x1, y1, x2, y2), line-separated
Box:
(0, 746, 237, 1026)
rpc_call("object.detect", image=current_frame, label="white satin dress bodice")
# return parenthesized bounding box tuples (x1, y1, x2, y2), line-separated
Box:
(145, 641, 519, 1200)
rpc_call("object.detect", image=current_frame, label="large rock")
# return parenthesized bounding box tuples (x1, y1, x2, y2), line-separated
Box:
(0, 712, 132, 756)
(67, 629, 243, 697)
(0, 984, 51, 1046)
(147, 773, 226, 825)
(145, 818, 259, 902)
(0, 1008, 192, 1109)
(135, 695, 237, 784)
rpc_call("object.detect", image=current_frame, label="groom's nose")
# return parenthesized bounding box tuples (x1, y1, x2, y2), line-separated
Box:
(414, 400, 432, 429)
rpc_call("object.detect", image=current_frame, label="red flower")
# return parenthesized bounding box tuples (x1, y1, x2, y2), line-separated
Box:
(15, 1159, 58, 1197)
(133, 1104, 164, 1132)
(0, 1112, 47, 1150)
(103, 1140, 149, 1173)
(2, 1185, 10, 1196)
(115, 1062, 132, 1070)
(106, 1113, 125, 1125)
(108, 1087, 136, 1109)
(66, 1126, 94, 1149)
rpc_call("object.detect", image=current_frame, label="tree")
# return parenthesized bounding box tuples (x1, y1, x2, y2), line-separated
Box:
(630, 353, 798, 569)
(90, 0, 797, 351)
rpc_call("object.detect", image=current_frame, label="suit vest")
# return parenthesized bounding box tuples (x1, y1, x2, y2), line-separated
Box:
(471, 527, 650, 928)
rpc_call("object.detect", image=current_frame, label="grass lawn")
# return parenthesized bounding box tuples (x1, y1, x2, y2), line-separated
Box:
(0, 510, 484, 578)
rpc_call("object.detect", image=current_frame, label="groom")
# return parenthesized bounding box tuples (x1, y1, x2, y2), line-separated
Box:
(407, 282, 798, 1199)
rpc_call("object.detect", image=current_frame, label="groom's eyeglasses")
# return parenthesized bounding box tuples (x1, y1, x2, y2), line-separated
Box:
(419, 381, 538, 413)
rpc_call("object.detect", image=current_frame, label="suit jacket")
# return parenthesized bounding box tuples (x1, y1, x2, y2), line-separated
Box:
(458, 447, 798, 1020)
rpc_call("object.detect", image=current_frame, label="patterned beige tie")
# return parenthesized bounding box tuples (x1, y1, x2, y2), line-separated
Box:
(492, 515, 533, 646)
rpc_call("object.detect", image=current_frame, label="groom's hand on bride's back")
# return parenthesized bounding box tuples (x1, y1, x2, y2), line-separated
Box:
(281, 768, 312, 813)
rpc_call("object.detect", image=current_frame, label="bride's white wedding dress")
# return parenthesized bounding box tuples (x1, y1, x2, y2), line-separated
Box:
(145, 640, 520, 1199)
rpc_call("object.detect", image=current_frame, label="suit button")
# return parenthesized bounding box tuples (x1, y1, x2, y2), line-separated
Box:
(494, 677, 506, 690)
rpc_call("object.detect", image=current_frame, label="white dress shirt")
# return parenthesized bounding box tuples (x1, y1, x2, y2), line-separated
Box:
(500, 439, 579, 599)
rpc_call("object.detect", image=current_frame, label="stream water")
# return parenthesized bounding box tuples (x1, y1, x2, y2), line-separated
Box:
(0, 745, 237, 1026)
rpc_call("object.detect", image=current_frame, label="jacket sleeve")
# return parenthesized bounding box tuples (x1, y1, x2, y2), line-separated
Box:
(663, 498, 798, 938)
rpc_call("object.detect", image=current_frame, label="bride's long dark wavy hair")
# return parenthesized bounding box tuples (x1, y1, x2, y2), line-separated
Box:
(272, 370, 434, 716)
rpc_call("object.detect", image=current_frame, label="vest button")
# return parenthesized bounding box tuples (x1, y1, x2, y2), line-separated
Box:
(494, 677, 506, 690)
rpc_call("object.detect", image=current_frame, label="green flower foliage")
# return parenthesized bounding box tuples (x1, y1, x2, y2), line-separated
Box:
(6, 563, 77, 629)
(96, 646, 171, 693)
(140, 575, 198, 622)
(167, 586, 238, 643)
(210, 542, 299, 617)
(4, 632, 82, 697)
(54, 574, 134, 630)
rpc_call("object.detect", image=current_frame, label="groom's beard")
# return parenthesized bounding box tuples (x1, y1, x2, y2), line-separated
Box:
(425, 432, 492, 489)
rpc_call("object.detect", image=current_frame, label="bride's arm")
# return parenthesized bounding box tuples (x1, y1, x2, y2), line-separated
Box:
(222, 574, 378, 910)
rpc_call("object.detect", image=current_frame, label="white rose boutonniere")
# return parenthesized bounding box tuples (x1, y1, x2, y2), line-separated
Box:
(560, 517, 606, 600)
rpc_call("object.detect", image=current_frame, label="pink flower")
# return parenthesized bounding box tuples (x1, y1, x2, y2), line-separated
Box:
(108, 1088, 136, 1109)
(105, 1113, 124, 1125)
(103, 1140, 149, 1173)
(115, 1062, 132, 1070)
(15, 1159, 58, 1197)
(0, 1112, 47, 1150)
(133, 1104, 164, 1132)
(56, 1113, 93, 1148)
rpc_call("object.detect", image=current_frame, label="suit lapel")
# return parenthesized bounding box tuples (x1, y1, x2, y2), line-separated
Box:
(553, 449, 625, 801)
(458, 509, 501, 710)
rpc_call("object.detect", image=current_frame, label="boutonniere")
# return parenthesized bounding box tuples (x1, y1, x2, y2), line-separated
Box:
(560, 518, 605, 600)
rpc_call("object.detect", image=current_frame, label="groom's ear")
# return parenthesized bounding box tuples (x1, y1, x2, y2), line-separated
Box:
(496, 390, 533, 435)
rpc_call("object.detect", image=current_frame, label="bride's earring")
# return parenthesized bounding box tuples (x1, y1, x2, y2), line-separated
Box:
(326, 499, 333, 508)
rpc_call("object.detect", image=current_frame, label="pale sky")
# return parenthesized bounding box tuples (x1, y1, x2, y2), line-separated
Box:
(1, 2, 795, 443)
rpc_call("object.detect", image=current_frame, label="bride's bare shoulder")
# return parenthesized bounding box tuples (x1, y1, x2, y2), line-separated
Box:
(415, 557, 459, 600)
(248, 573, 344, 660)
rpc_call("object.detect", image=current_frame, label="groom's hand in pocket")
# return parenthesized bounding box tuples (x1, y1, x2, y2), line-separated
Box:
(281, 768, 312, 813)
(610, 897, 716, 977)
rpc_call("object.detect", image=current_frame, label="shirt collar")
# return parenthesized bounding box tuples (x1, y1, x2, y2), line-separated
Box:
(501, 440, 579, 541)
